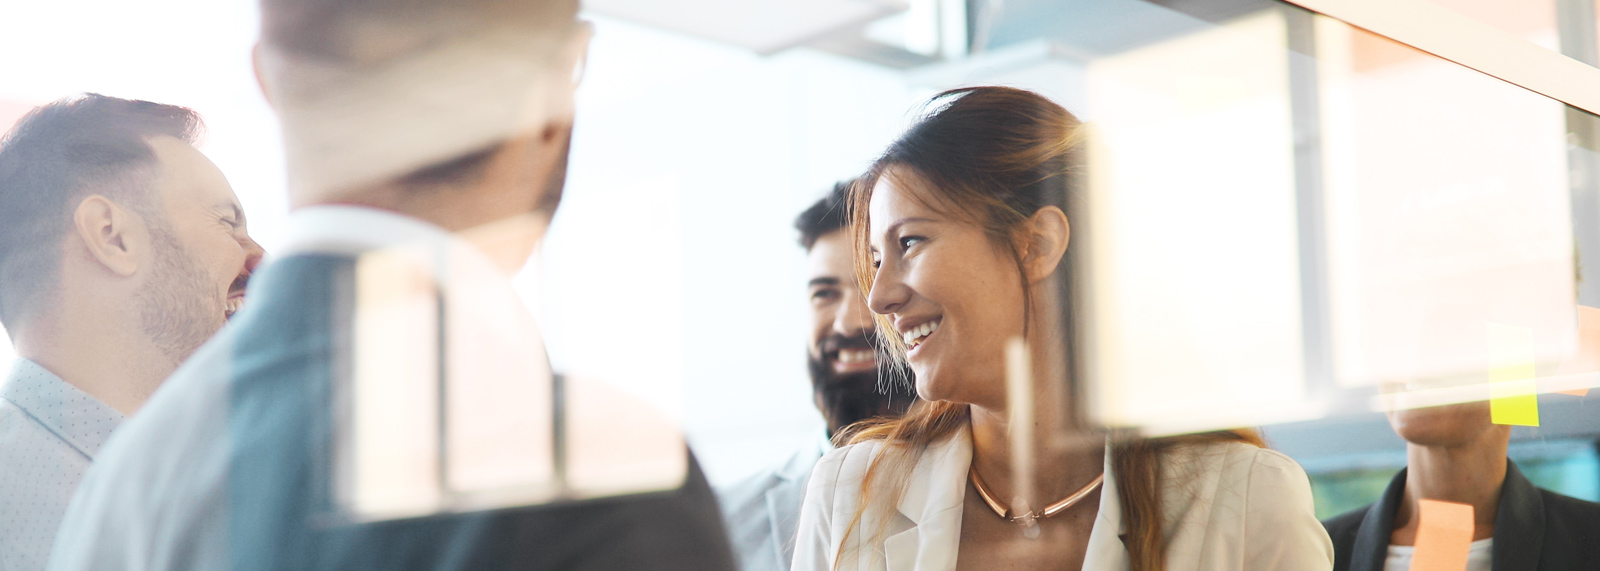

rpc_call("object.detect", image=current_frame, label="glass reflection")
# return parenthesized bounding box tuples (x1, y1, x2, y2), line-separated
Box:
(0, 0, 1598, 570)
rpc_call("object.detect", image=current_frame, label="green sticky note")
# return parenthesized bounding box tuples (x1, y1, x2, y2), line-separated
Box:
(1490, 379, 1539, 426)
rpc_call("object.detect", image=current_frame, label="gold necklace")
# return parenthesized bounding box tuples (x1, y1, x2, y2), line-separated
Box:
(969, 467, 1104, 538)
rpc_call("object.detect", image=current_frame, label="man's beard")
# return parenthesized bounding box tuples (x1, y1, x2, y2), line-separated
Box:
(137, 227, 224, 370)
(809, 332, 917, 436)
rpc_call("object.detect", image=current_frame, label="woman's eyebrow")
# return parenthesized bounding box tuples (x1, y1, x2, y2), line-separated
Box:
(882, 217, 933, 236)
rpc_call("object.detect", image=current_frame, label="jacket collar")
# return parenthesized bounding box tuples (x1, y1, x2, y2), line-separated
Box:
(1081, 450, 1129, 571)
(883, 426, 971, 571)
(1348, 468, 1408, 571)
(777, 440, 823, 483)
(894, 426, 972, 525)
(1491, 461, 1544, 570)
(1349, 460, 1544, 571)
(766, 444, 824, 569)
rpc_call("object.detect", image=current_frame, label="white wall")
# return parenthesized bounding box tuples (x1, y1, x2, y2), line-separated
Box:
(546, 16, 922, 484)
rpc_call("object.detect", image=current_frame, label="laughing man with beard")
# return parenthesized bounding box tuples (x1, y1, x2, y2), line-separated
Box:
(717, 180, 916, 571)
(0, 95, 264, 571)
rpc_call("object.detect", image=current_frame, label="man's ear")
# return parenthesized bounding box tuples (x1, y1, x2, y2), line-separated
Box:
(1019, 206, 1070, 284)
(73, 196, 146, 277)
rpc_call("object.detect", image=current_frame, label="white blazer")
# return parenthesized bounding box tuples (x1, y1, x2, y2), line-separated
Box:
(791, 425, 1333, 571)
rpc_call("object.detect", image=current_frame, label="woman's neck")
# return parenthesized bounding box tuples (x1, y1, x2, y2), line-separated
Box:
(968, 402, 1104, 513)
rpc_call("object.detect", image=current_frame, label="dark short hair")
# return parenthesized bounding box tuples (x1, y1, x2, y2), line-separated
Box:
(0, 94, 202, 331)
(795, 180, 855, 251)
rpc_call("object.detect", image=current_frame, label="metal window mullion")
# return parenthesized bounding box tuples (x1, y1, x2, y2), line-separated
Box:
(1558, 0, 1600, 306)
(1284, 5, 1337, 403)
(435, 262, 452, 505)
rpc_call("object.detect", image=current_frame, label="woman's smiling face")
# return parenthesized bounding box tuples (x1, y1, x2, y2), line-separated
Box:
(865, 168, 1028, 408)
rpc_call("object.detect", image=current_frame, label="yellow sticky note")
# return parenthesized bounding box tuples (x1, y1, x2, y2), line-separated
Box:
(1487, 323, 1539, 426)
(1490, 379, 1539, 426)
(1413, 499, 1474, 571)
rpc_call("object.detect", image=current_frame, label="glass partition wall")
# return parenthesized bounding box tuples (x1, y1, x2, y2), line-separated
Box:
(954, 0, 1589, 433)
(954, 0, 1600, 514)
(4, 0, 1600, 535)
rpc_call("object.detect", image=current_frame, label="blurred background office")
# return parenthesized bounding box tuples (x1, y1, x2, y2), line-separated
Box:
(4, 0, 1600, 522)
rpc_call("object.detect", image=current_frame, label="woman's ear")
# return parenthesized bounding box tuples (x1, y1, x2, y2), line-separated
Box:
(1020, 206, 1069, 284)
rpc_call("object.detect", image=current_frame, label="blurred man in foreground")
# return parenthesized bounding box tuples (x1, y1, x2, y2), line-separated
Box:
(0, 95, 263, 571)
(1323, 311, 1600, 571)
(47, 1, 735, 570)
(717, 181, 914, 571)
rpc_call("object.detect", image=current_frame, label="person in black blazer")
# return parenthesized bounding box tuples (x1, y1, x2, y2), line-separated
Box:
(1322, 397, 1600, 571)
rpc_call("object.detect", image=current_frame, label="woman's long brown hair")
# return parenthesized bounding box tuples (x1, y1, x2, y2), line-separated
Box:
(838, 86, 1264, 571)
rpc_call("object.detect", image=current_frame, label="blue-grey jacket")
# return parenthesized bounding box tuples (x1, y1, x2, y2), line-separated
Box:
(47, 249, 736, 571)
(718, 444, 821, 571)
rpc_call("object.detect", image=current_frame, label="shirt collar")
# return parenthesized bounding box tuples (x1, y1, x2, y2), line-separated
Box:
(278, 204, 460, 260)
(0, 358, 124, 459)
(276, 204, 516, 293)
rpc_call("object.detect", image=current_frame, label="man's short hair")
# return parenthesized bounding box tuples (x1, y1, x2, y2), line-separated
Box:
(256, 0, 582, 199)
(796, 180, 854, 251)
(259, 0, 575, 63)
(0, 94, 202, 331)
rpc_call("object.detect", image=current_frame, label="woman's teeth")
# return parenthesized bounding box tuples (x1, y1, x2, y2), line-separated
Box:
(837, 349, 874, 365)
(905, 319, 941, 350)
(225, 297, 245, 318)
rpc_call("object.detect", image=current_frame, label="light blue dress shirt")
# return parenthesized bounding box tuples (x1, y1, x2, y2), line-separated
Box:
(0, 358, 123, 571)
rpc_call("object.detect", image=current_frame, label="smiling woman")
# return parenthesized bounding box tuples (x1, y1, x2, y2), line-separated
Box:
(789, 86, 1334, 571)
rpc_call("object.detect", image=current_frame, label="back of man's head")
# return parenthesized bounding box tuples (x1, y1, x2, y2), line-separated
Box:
(256, 0, 585, 202)
(0, 94, 201, 335)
